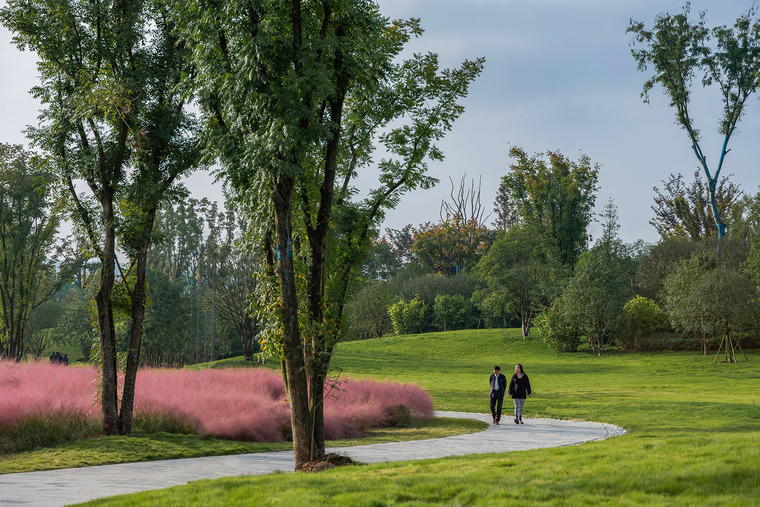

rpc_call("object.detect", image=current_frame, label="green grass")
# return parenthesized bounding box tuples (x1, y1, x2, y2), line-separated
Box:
(80, 329, 760, 506)
(0, 417, 485, 474)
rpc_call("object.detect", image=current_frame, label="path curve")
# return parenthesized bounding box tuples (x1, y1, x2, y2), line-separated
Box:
(0, 412, 625, 506)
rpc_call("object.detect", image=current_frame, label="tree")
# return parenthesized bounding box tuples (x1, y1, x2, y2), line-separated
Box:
(562, 201, 638, 355)
(412, 216, 495, 276)
(433, 294, 472, 332)
(440, 174, 490, 226)
(216, 241, 262, 363)
(501, 147, 599, 269)
(665, 252, 755, 360)
(54, 287, 98, 362)
(361, 237, 402, 281)
(619, 295, 667, 351)
(472, 226, 562, 338)
(385, 225, 416, 266)
(179, 1, 483, 468)
(0, 144, 62, 361)
(142, 269, 190, 366)
(534, 297, 582, 353)
(635, 236, 697, 306)
(651, 170, 741, 240)
(629, 4, 760, 240)
(492, 179, 520, 232)
(2, 0, 198, 434)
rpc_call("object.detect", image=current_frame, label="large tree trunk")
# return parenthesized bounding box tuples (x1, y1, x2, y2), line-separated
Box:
(95, 196, 120, 435)
(273, 176, 312, 469)
(303, 85, 345, 461)
(120, 208, 156, 434)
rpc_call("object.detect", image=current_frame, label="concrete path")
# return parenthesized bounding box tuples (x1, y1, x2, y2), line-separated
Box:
(0, 412, 625, 506)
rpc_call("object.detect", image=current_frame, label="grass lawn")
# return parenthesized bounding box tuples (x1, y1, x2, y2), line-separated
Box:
(80, 328, 760, 506)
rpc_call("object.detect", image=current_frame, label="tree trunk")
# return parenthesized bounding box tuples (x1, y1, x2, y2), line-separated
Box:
(95, 196, 120, 435)
(120, 210, 154, 434)
(309, 360, 329, 459)
(242, 325, 256, 361)
(273, 176, 311, 469)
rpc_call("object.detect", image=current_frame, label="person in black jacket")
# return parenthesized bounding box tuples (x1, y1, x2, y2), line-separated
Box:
(489, 365, 507, 425)
(508, 363, 531, 424)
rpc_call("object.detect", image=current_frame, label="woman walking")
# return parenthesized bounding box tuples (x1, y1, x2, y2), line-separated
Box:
(508, 363, 531, 424)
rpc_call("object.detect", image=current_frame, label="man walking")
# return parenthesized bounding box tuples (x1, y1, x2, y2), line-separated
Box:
(489, 365, 507, 425)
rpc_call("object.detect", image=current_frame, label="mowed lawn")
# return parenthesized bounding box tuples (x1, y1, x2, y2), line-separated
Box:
(82, 328, 760, 506)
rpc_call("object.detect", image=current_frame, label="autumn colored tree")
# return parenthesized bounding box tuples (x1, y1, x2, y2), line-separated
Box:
(499, 147, 599, 269)
(412, 216, 495, 276)
(651, 170, 741, 240)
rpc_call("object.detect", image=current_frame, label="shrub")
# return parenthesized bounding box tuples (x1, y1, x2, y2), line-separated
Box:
(433, 294, 472, 331)
(619, 295, 668, 350)
(388, 296, 426, 335)
(535, 298, 582, 352)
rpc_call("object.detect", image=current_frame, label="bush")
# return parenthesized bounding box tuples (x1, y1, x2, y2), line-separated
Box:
(619, 295, 668, 350)
(433, 294, 472, 331)
(388, 296, 426, 335)
(535, 298, 582, 352)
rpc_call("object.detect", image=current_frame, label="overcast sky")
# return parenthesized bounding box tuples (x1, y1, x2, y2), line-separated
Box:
(2, 0, 759, 244)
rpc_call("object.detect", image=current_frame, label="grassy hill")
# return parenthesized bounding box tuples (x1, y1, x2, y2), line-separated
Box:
(87, 329, 760, 505)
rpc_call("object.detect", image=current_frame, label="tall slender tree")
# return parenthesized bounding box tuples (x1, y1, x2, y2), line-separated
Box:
(629, 4, 760, 240)
(0, 144, 62, 360)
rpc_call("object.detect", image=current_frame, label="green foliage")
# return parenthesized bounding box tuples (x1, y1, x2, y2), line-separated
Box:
(389, 296, 426, 336)
(178, 0, 483, 463)
(0, 144, 62, 360)
(500, 146, 599, 269)
(619, 295, 667, 351)
(664, 251, 757, 359)
(432, 294, 472, 332)
(472, 226, 564, 337)
(534, 297, 582, 352)
(53, 289, 98, 362)
(142, 270, 190, 367)
(628, 5, 760, 238)
(634, 236, 696, 306)
(412, 216, 495, 275)
(562, 202, 638, 354)
(343, 281, 396, 340)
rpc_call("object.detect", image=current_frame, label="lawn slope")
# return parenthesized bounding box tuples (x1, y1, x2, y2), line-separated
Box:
(86, 329, 760, 505)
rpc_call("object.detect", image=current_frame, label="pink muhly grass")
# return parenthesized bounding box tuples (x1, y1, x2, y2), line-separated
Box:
(1, 361, 434, 443)
(133, 368, 289, 442)
(0, 360, 98, 429)
(322, 378, 434, 439)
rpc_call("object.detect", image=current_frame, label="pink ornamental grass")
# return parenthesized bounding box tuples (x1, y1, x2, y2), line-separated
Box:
(0, 361, 433, 443)
(0, 361, 98, 429)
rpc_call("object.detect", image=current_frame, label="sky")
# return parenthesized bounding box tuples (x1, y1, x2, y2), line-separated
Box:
(2, 0, 760, 244)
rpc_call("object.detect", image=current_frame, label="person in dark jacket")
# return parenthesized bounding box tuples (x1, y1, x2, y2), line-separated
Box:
(489, 365, 507, 425)
(507, 363, 531, 424)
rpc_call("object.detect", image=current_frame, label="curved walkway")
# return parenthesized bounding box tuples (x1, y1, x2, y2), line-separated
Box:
(0, 412, 625, 506)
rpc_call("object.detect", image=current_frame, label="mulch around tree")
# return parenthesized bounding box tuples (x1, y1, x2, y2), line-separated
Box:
(297, 453, 358, 473)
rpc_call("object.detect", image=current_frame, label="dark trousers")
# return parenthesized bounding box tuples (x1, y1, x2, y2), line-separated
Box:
(489, 392, 504, 421)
